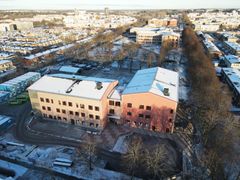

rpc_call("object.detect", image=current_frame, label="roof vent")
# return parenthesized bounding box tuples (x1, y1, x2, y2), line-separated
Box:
(96, 82, 103, 90)
(163, 88, 170, 96)
(66, 88, 72, 93)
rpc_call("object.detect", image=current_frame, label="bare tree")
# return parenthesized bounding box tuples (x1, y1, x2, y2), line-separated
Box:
(123, 136, 144, 179)
(158, 40, 173, 66)
(145, 144, 174, 179)
(77, 139, 97, 171)
(147, 53, 155, 68)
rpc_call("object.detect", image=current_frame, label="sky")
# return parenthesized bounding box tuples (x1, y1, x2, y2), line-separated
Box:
(0, 0, 240, 10)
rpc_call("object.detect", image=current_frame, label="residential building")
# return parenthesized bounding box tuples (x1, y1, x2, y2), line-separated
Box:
(0, 60, 16, 78)
(130, 27, 180, 46)
(223, 55, 240, 69)
(148, 18, 178, 27)
(28, 75, 119, 131)
(28, 67, 179, 133)
(223, 41, 240, 56)
(121, 67, 179, 132)
(221, 68, 240, 106)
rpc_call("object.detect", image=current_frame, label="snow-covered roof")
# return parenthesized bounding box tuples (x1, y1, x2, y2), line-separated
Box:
(59, 66, 80, 74)
(224, 55, 240, 64)
(0, 115, 11, 126)
(222, 68, 240, 94)
(24, 44, 74, 60)
(28, 75, 118, 100)
(122, 67, 179, 102)
(224, 41, 240, 51)
(0, 60, 12, 65)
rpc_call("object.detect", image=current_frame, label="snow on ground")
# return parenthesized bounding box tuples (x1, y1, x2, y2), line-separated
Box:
(112, 134, 129, 154)
(0, 159, 28, 179)
(141, 45, 161, 55)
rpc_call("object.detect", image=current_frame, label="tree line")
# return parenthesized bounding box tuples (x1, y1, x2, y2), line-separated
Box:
(182, 24, 239, 179)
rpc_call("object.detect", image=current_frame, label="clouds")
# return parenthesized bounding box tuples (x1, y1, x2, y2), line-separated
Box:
(0, 0, 239, 9)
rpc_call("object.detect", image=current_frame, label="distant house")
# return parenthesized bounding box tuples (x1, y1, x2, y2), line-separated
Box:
(221, 68, 240, 106)
(223, 55, 240, 69)
(59, 66, 81, 74)
(223, 41, 240, 56)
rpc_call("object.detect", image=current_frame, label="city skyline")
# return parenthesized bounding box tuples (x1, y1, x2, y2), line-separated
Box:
(0, 0, 240, 10)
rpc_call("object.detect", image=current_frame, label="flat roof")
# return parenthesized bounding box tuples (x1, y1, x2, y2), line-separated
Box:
(122, 67, 179, 102)
(28, 75, 118, 100)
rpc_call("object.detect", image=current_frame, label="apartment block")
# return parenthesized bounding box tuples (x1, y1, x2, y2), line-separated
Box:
(28, 75, 118, 131)
(121, 67, 178, 132)
(28, 67, 179, 133)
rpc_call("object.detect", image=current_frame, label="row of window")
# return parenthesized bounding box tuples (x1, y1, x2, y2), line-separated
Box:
(127, 103, 174, 114)
(43, 114, 99, 128)
(127, 112, 151, 119)
(40, 98, 100, 111)
(42, 106, 100, 120)
(109, 100, 121, 107)
(127, 103, 152, 111)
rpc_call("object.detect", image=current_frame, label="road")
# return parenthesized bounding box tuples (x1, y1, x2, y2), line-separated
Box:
(13, 104, 123, 169)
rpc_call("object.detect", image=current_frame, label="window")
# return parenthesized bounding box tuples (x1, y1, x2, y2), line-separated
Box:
(69, 111, 73, 115)
(63, 117, 67, 121)
(145, 115, 151, 119)
(115, 101, 121, 107)
(46, 98, 50, 103)
(169, 118, 172, 123)
(109, 100, 114, 105)
(127, 112, 132, 116)
(47, 107, 51, 111)
(40, 98, 44, 102)
(42, 106, 46, 110)
(95, 115, 100, 120)
(68, 102, 72, 107)
(80, 104, 85, 109)
(170, 109, 174, 114)
(127, 103, 132, 108)
(81, 113, 85, 117)
(57, 116, 61, 120)
(56, 108, 60, 113)
(109, 109, 115, 114)
(51, 99, 54, 103)
(139, 105, 144, 109)
(88, 105, 93, 110)
(58, 100, 61, 105)
(75, 112, 79, 116)
(76, 103, 79, 108)
(62, 101, 67, 106)
(138, 114, 144, 118)
(49, 115, 53, 119)
(146, 106, 151, 111)
(89, 114, 94, 119)
(95, 106, 99, 111)
(62, 109, 66, 114)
